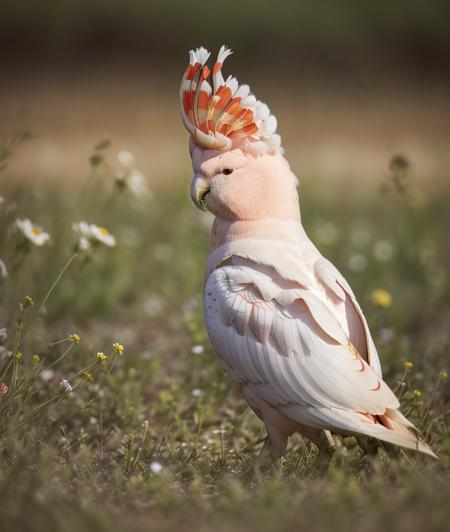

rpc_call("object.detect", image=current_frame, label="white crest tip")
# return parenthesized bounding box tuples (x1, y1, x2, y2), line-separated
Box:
(218, 45, 233, 63)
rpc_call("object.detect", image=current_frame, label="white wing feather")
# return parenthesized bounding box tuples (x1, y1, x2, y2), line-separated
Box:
(204, 264, 436, 456)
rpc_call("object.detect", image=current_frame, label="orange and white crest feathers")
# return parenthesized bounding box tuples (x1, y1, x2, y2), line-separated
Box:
(179, 45, 281, 154)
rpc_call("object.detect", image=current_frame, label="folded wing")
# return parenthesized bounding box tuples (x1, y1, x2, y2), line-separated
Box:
(205, 264, 435, 456)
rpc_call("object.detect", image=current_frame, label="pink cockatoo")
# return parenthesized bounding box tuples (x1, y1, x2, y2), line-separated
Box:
(179, 46, 436, 469)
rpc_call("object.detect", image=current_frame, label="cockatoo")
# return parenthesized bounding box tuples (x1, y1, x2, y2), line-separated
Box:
(179, 46, 436, 469)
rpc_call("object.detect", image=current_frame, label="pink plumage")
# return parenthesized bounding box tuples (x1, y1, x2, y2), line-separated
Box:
(180, 46, 437, 470)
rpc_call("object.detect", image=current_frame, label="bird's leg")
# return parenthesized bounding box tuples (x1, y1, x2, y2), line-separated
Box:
(242, 430, 287, 480)
(298, 428, 335, 474)
(357, 436, 379, 456)
(357, 437, 399, 465)
(313, 430, 336, 474)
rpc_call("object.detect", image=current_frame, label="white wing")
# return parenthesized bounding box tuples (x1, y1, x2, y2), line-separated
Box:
(205, 264, 435, 456)
(312, 255, 383, 377)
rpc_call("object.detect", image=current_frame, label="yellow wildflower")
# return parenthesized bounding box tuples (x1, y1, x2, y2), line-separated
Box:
(14, 351, 22, 361)
(96, 352, 107, 361)
(372, 289, 392, 309)
(32, 354, 40, 364)
(112, 342, 124, 355)
(24, 295, 34, 308)
(403, 361, 413, 370)
(69, 333, 81, 344)
(413, 389, 422, 398)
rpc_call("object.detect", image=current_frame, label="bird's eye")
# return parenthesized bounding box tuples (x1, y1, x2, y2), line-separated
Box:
(223, 168, 233, 175)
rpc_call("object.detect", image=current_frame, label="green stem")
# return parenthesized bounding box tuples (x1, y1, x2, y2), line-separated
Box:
(421, 377, 442, 427)
(44, 343, 74, 372)
(15, 391, 66, 428)
(10, 306, 29, 392)
(394, 368, 409, 398)
(70, 359, 103, 380)
(49, 337, 71, 346)
(25, 252, 78, 336)
(38, 252, 79, 317)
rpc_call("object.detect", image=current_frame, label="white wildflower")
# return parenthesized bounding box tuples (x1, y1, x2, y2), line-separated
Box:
(40, 369, 55, 382)
(128, 169, 152, 200)
(191, 345, 204, 355)
(90, 224, 116, 247)
(15, 219, 50, 246)
(118, 150, 135, 168)
(72, 222, 116, 249)
(149, 461, 163, 475)
(116, 150, 151, 200)
(191, 388, 202, 397)
(348, 254, 368, 272)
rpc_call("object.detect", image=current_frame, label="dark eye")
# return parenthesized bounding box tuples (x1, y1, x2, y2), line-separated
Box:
(223, 168, 233, 175)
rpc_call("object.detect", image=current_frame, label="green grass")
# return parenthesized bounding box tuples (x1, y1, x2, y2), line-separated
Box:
(0, 139, 449, 532)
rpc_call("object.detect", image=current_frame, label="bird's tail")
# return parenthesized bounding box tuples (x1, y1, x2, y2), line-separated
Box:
(304, 406, 438, 458)
(353, 408, 437, 458)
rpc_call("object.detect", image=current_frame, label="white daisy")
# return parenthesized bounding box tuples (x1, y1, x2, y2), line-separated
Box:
(128, 169, 152, 200)
(116, 150, 151, 200)
(72, 222, 116, 249)
(15, 219, 50, 246)
(90, 224, 116, 247)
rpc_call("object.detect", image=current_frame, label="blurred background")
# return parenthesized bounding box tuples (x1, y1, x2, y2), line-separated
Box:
(1, 0, 450, 186)
(0, 4, 449, 531)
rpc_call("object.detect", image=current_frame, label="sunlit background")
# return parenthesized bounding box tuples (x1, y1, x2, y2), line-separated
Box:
(2, 1, 450, 186)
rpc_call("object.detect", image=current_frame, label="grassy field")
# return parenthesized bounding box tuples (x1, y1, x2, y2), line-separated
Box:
(0, 129, 449, 531)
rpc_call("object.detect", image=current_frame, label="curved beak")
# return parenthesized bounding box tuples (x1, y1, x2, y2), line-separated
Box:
(190, 175, 210, 211)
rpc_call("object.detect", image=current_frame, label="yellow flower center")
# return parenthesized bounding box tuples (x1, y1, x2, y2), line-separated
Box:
(32, 226, 42, 235)
(98, 227, 110, 236)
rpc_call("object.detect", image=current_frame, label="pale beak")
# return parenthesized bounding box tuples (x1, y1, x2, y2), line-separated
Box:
(190, 175, 210, 211)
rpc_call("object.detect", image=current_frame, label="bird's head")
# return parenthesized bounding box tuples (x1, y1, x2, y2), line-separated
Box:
(180, 46, 300, 222)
